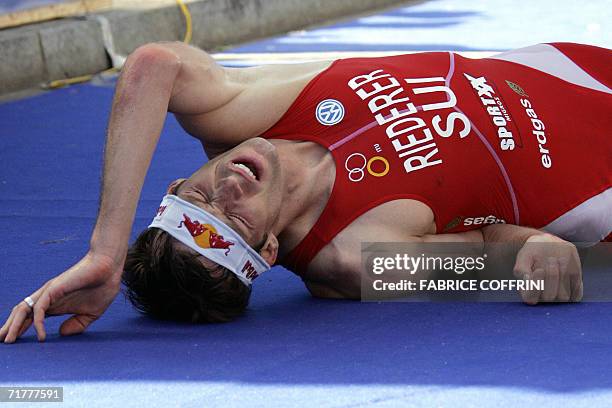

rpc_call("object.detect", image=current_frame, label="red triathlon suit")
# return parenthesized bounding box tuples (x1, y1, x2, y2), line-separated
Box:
(261, 43, 612, 275)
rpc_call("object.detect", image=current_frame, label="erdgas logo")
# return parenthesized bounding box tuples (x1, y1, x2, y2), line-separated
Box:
(345, 152, 390, 182)
(316, 99, 345, 126)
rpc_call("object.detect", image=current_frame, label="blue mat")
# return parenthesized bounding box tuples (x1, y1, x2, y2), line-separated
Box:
(1, 1, 611, 407)
(230, 0, 611, 52)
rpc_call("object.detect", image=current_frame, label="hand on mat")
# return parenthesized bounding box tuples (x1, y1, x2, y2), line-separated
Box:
(0, 252, 122, 343)
(513, 233, 583, 304)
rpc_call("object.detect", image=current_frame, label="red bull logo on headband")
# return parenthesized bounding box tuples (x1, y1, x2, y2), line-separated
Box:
(178, 214, 235, 255)
(149, 195, 271, 286)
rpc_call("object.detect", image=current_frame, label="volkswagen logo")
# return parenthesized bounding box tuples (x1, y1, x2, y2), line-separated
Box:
(316, 99, 345, 126)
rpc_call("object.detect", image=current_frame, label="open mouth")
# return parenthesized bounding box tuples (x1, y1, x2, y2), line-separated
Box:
(231, 161, 259, 181)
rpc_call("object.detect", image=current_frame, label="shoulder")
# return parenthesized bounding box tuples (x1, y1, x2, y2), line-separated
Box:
(225, 59, 336, 118)
(180, 59, 336, 148)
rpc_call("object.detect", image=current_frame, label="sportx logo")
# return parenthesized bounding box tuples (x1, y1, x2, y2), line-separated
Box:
(465, 73, 519, 151)
(316, 99, 345, 126)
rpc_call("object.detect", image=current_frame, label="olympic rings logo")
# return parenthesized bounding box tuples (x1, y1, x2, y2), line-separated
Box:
(344, 153, 390, 182)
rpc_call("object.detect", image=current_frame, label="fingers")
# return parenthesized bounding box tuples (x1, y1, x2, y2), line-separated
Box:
(520, 269, 544, 305)
(513, 249, 534, 279)
(33, 291, 52, 342)
(547, 254, 583, 302)
(515, 238, 585, 305)
(571, 274, 584, 302)
(60, 314, 96, 337)
(514, 249, 541, 305)
(0, 309, 17, 342)
(514, 249, 534, 304)
(556, 257, 571, 302)
(570, 260, 583, 302)
(2, 281, 53, 343)
(1, 302, 36, 344)
(542, 258, 559, 302)
(0, 311, 14, 341)
(3, 307, 31, 344)
(17, 317, 33, 339)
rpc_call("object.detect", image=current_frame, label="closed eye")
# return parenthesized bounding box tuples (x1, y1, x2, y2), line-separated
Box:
(201, 202, 247, 235)
(229, 213, 250, 234)
(230, 213, 246, 224)
(179, 187, 249, 238)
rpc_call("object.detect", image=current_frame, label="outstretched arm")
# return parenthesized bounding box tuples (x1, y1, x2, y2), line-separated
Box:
(0, 42, 247, 343)
(91, 44, 183, 262)
(93, 41, 257, 258)
(354, 224, 582, 303)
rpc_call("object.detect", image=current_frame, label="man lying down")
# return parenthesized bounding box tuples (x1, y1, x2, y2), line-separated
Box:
(2, 41, 610, 343)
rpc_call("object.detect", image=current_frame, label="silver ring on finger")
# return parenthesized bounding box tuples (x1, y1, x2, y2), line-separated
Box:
(23, 296, 35, 309)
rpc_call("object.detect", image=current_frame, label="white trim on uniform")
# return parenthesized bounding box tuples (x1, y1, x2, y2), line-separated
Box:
(491, 44, 612, 95)
(542, 188, 612, 244)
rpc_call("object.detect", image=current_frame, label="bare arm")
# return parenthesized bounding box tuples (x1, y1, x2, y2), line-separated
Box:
(91, 44, 181, 262)
(0, 42, 249, 342)
(480, 223, 544, 243)
(322, 223, 580, 302)
(1, 42, 322, 342)
(92, 42, 248, 261)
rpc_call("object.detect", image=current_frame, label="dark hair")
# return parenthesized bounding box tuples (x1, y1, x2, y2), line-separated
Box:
(122, 227, 251, 323)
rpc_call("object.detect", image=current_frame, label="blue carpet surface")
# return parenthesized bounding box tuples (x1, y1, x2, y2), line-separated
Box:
(1, 1, 611, 407)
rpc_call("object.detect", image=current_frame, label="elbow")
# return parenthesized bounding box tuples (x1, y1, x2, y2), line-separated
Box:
(121, 43, 182, 90)
(126, 42, 183, 71)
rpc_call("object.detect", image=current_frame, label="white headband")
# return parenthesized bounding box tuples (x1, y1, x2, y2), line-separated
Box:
(148, 195, 270, 286)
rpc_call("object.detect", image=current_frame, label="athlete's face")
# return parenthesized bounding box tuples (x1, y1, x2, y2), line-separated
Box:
(168, 138, 283, 249)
